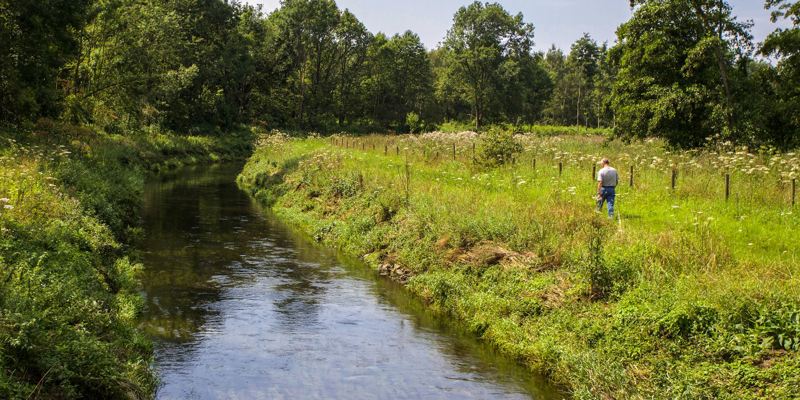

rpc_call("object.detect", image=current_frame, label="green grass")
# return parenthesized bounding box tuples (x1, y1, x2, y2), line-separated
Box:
(0, 122, 253, 399)
(238, 132, 799, 399)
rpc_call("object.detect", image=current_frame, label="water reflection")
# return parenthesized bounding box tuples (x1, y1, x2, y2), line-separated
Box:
(138, 164, 560, 399)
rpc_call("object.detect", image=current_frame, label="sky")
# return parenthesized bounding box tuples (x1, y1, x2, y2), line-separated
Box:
(243, 0, 790, 52)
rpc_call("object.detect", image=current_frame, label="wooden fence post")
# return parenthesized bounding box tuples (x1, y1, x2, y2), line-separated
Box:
(792, 178, 796, 207)
(558, 161, 563, 176)
(629, 165, 634, 187)
(671, 168, 677, 190)
(472, 142, 476, 159)
(404, 161, 411, 206)
(725, 174, 730, 201)
(592, 164, 596, 181)
(452, 143, 456, 160)
(533, 158, 536, 170)
(396, 145, 399, 156)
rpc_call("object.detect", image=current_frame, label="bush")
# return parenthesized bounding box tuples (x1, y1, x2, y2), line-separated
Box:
(582, 223, 613, 300)
(405, 112, 423, 134)
(477, 127, 522, 167)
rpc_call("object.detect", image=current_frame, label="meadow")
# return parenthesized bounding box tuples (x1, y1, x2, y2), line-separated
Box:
(238, 130, 799, 399)
(0, 122, 253, 399)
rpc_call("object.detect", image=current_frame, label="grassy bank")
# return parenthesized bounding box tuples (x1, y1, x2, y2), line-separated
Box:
(0, 122, 253, 399)
(238, 133, 799, 399)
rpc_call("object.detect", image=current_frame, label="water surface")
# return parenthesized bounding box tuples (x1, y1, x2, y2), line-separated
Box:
(138, 164, 559, 399)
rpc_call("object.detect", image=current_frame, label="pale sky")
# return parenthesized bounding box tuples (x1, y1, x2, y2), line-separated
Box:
(244, 0, 789, 52)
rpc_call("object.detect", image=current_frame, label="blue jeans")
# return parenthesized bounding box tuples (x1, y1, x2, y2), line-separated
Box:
(597, 186, 616, 218)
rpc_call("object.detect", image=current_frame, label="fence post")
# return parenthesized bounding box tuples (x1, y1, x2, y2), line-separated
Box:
(558, 161, 563, 176)
(472, 142, 476, 159)
(452, 143, 456, 160)
(792, 178, 796, 207)
(725, 174, 730, 202)
(592, 164, 596, 181)
(404, 161, 411, 206)
(396, 145, 399, 156)
(533, 158, 536, 170)
(671, 168, 677, 190)
(629, 165, 634, 187)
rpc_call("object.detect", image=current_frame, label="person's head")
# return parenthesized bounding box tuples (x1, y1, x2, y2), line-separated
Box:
(601, 158, 610, 166)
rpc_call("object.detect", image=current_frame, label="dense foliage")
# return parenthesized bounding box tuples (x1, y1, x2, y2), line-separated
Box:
(2, 0, 798, 147)
(0, 124, 253, 398)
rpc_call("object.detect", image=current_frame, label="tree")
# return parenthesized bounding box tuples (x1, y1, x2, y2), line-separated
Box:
(332, 10, 371, 127)
(544, 34, 602, 126)
(761, 0, 800, 148)
(592, 43, 617, 128)
(611, 0, 752, 147)
(442, 2, 535, 129)
(64, 0, 261, 132)
(364, 31, 434, 130)
(0, 0, 92, 123)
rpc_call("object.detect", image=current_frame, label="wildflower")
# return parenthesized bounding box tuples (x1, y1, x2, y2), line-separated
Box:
(0, 198, 8, 203)
(3, 205, 12, 210)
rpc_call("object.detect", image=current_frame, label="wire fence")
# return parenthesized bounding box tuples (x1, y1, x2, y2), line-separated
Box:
(328, 134, 799, 209)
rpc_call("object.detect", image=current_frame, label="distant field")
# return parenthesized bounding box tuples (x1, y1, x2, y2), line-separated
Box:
(239, 132, 799, 399)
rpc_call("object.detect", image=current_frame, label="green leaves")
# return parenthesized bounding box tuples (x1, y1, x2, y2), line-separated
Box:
(442, 2, 537, 128)
(610, 0, 756, 147)
(476, 127, 522, 167)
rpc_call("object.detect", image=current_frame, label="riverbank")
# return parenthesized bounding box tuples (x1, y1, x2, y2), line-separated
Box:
(237, 134, 799, 399)
(0, 122, 253, 398)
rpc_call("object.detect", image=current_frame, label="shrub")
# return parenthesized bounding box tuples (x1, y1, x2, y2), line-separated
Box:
(582, 223, 613, 300)
(406, 112, 423, 134)
(477, 127, 522, 167)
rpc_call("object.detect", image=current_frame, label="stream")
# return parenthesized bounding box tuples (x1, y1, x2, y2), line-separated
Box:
(137, 163, 559, 399)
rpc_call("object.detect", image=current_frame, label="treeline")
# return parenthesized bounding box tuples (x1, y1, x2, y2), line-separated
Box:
(1, 0, 799, 147)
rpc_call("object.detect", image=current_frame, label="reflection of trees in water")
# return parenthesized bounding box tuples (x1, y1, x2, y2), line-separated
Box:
(260, 215, 345, 333)
(270, 261, 333, 333)
(139, 165, 269, 343)
(139, 164, 338, 344)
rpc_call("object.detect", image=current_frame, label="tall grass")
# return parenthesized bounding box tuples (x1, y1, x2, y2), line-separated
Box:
(239, 132, 799, 399)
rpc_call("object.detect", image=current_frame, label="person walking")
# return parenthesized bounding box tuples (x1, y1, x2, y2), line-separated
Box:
(596, 158, 618, 218)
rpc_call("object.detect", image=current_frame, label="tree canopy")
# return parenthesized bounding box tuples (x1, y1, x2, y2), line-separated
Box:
(1, 0, 799, 147)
